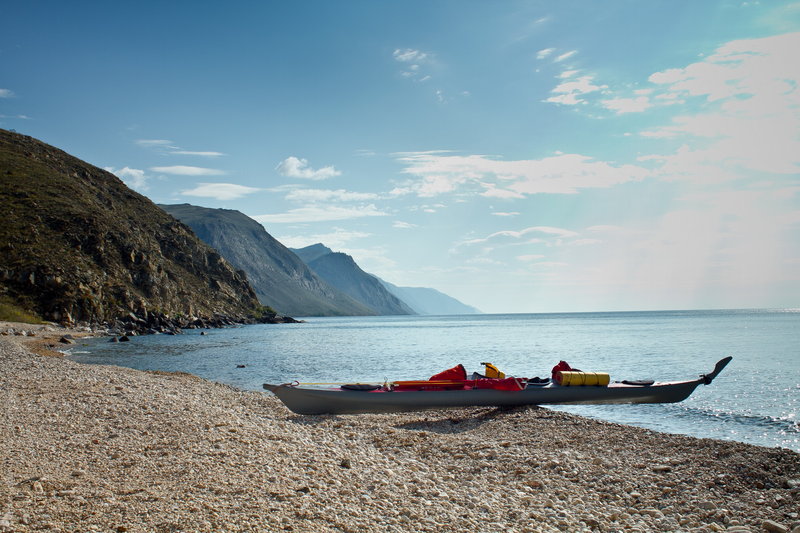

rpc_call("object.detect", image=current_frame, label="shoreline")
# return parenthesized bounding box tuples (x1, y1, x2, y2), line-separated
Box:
(1, 324, 799, 532)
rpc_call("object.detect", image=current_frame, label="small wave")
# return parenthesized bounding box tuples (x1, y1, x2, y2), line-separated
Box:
(672, 404, 799, 434)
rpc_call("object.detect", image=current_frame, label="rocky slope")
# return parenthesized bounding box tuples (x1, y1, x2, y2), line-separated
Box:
(160, 204, 376, 317)
(292, 244, 415, 316)
(0, 129, 276, 327)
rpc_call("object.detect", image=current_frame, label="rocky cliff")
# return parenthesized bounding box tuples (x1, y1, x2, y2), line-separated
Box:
(160, 204, 376, 316)
(0, 129, 275, 327)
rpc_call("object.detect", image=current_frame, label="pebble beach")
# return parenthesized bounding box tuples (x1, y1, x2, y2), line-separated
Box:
(1, 323, 798, 532)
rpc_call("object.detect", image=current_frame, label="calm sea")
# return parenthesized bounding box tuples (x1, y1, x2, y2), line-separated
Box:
(69, 309, 799, 452)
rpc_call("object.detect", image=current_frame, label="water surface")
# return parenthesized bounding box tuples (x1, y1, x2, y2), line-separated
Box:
(70, 309, 800, 451)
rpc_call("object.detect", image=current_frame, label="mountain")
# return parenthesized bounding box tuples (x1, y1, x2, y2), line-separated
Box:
(159, 204, 376, 317)
(378, 279, 481, 315)
(292, 245, 415, 316)
(0, 129, 272, 327)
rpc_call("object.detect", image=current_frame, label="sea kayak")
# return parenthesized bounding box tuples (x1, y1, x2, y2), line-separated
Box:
(264, 357, 732, 415)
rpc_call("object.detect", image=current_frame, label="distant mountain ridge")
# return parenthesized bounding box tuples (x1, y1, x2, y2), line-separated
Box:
(292, 245, 415, 316)
(0, 129, 269, 326)
(292, 244, 480, 316)
(379, 279, 481, 315)
(160, 204, 376, 317)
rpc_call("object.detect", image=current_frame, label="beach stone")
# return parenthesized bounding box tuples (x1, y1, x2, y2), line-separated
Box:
(763, 521, 789, 533)
(1, 330, 799, 533)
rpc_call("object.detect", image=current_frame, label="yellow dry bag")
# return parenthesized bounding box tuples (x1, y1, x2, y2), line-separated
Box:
(556, 371, 610, 386)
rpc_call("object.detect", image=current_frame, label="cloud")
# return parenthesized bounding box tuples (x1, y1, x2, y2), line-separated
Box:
(602, 96, 653, 114)
(137, 139, 225, 157)
(462, 226, 580, 247)
(545, 75, 607, 105)
(180, 182, 260, 200)
(554, 50, 578, 63)
(150, 165, 227, 176)
(276, 156, 341, 180)
(643, 31, 800, 179)
(275, 228, 372, 249)
(517, 254, 545, 262)
(536, 48, 555, 59)
(394, 152, 649, 198)
(393, 48, 433, 82)
(171, 150, 225, 157)
(393, 221, 416, 229)
(0, 89, 15, 98)
(491, 211, 520, 217)
(136, 139, 176, 149)
(393, 48, 428, 63)
(253, 204, 387, 224)
(105, 166, 150, 192)
(285, 188, 379, 203)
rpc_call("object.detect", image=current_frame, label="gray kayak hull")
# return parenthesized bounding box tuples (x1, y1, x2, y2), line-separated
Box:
(263, 357, 732, 415)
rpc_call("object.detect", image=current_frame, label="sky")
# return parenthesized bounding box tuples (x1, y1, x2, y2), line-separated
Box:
(2, 1, 799, 313)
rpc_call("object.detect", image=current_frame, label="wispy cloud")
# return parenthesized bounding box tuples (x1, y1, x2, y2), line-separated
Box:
(285, 188, 379, 203)
(170, 150, 225, 157)
(536, 48, 555, 60)
(151, 165, 227, 176)
(393, 48, 429, 63)
(276, 228, 372, 249)
(0, 89, 14, 98)
(180, 182, 260, 200)
(554, 50, 578, 63)
(394, 152, 649, 198)
(393, 47, 434, 83)
(136, 139, 176, 149)
(463, 226, 580, 247)
(105, 166, 150, 192)
(137, 139, 226, 157)
(253, 204, 387, 224)
(276, 156, 341, 180)
(517, 254, 545, 262)
(545, 74, 607, 105)
(639, 31, 800, 180)
(393, 221, 416, 229)
(601, 96, 653, 114)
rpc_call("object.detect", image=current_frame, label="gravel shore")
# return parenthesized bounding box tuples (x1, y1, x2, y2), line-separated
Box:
(1, 323, 798, 532)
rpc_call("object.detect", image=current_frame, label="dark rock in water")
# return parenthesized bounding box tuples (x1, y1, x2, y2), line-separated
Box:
(119, 335, 130, 342)
(59, 336, 75, 344)
(236, 364, 246, 368)
(109, 337, 119, 343)
(200, 331, 206, 335)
